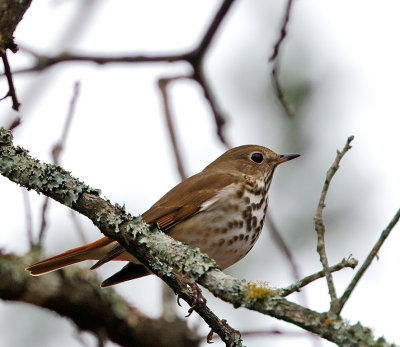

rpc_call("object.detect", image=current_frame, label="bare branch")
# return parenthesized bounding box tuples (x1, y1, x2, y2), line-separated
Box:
(52, 81, 81, 165)
(6, 116, 21, 131)
(191, 67, 230, 147)
(12, 0, 235, 146)
(158, 76, 189, 181)
(279, 257, 358, 297)
(193, 0, 236, 59)
(314, 135, 354, 313)
(1, 50, 20, 110)
(14, 47, 231, 146)
(271, 63, 294, 118)
(37, 196, 50, 245)
(336, 208, 400, 314)
(267, 214, 300, 281)
(0, 250, 199, 347)
(268, 0, 296, 118)
(12, 48, 190, 73)
(266, 215, 322, 347)
(269, 0, 295, 62)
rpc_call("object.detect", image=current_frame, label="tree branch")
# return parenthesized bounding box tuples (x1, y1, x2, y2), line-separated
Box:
(38, 81, 81, 245)
(336, 208, 400, 314)
(11, 1, 235, 146)
(0, 250, 199, 347)
(279, 258, 358, 297)
(314, 136, 354, 313)
(1, 50, 20, 110)
(269, 0, 296, 118)
(0, 0, 32, 51)
(158, 76, 188, 181)
(0, 0, 33, 111)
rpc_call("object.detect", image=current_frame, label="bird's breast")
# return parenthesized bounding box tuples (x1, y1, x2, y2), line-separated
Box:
(169, 177, 269, 269)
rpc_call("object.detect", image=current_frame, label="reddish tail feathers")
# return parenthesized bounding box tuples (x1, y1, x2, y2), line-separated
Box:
(26, 237, 114, 275)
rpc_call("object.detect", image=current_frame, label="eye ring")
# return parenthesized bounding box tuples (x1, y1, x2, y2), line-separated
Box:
(250, 152, 263, 163)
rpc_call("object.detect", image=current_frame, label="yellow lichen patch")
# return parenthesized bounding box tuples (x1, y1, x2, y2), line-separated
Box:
(245, 281, 276, 299)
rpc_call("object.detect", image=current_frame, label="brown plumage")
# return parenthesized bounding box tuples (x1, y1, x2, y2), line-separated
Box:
(26, 145, 299, 287)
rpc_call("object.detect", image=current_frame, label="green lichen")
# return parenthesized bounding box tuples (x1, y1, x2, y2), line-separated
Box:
(244, 281, 276, 300)
(0, 128, 13, 146)
(106, 212, 125, 233)
(0, 127, 100, 207)
(138, 229, 218, 281)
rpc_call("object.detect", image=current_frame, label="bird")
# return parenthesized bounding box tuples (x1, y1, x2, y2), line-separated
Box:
(26, 145, 299, 287)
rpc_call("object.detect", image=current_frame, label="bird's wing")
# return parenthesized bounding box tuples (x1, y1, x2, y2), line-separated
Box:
(142, 171, 238, 231)
(99, 172, 239, 285)
(26, 172, 239, 282)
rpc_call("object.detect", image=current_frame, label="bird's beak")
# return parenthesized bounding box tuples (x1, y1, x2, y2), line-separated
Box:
(276, 153, 300, 165)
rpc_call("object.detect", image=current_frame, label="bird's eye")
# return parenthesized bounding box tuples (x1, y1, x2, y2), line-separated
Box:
(250, 152, 263, 163)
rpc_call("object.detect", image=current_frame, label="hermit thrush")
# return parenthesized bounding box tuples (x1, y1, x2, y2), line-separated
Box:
(27, 145, 299, 286)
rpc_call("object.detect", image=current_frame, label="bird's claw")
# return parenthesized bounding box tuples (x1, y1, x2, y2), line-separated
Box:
(179, 281, 207, 317)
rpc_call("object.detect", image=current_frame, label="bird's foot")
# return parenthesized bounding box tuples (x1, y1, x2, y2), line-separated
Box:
(176, 279, 207, 316)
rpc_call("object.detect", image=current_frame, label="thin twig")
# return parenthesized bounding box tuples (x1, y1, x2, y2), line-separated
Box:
(13, 1, 235, 147)
(268, 0, 296, 118)
(37, 196, 50, 244)
(6, 117, 21, 131)
(279, 257, 358, 297)
(183, 0, 235, 147)
(12, 48, 190, 74)
(269, 0, 295, 62)
(267, 216, 322, 347)
(52, 81, 81, 165)
(0, 50, 20, 111)
(193, 0, 236, 59)
(267, 214, 300, 281)
(314, 135, 354, 313)
(191, 67, 230, 147)
(21, 188, 34, 248)
(336, 208, 400, 314)
(271, 63, 294, 118)
(158, 76, 189, 181)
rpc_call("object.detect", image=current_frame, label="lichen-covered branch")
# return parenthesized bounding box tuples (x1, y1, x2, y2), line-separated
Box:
(0, 128, 241, 346)
(279, 257, 358, 297)
(314, 136, 354, 313)
(0, 127, 396, 347)
(0, 250, 199, 347)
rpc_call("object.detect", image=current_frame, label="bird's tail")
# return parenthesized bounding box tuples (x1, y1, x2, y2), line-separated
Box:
(26, 237, 116, 275)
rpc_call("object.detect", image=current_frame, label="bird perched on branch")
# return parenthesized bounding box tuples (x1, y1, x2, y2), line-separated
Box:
(27, 145, 299, 287)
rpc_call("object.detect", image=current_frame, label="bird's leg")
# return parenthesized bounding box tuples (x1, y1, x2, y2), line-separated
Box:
(206, 319, 242, 345)
(175, 275, 207, 316)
